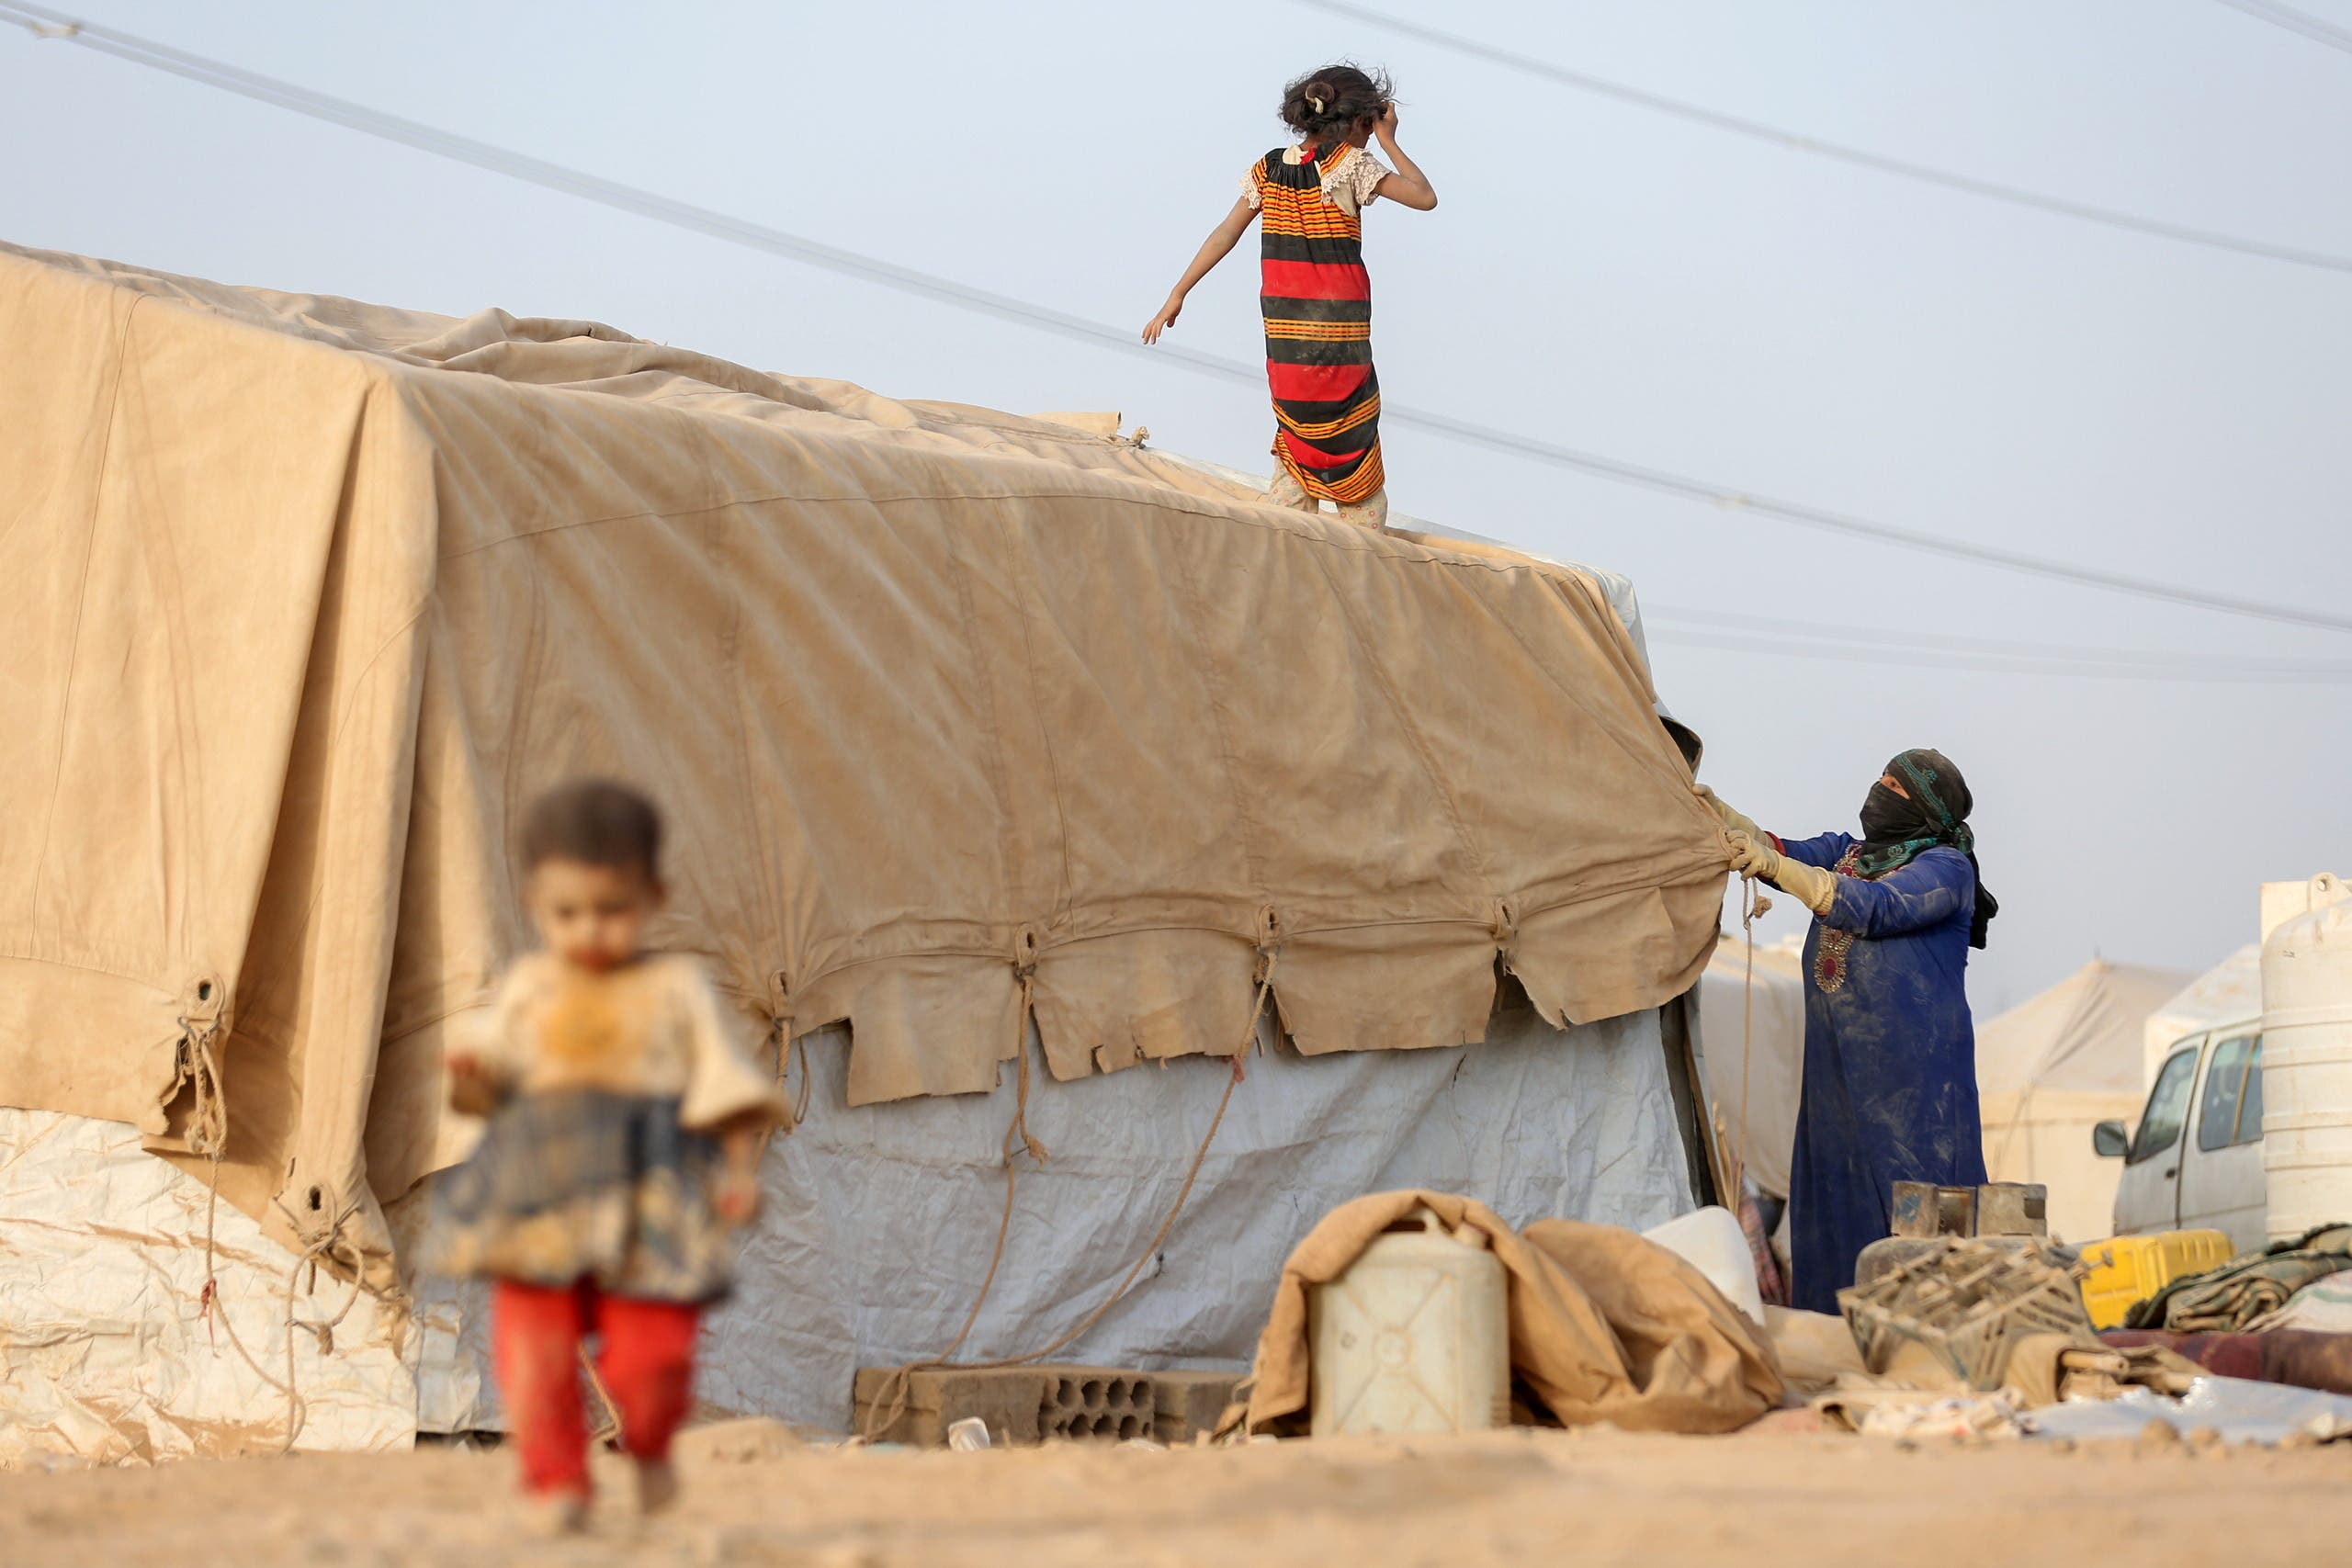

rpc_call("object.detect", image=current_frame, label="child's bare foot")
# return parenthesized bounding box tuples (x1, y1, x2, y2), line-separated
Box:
(635, 1458, 681, 1517)
(524, 1491, 590, 1537)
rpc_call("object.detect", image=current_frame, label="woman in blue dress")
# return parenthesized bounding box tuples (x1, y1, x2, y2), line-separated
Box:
(1705, 749, 1999, 1314)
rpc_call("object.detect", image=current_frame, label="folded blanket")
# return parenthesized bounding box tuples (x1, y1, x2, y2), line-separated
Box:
(2124, 1224, 2352, 1334)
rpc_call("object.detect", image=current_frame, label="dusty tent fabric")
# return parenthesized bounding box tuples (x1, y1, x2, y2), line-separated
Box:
(1693, 931, 1806, 1201)
(0, 1107, 441, 1465)
(1974, 959, 2189, 1244)
(0, 243, 1727, 1271)
(1240, 1190, 1782, 1435)
(2, 1002, 1695, 1454)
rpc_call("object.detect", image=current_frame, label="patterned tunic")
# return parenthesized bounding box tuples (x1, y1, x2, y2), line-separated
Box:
(424, 953, 786, 1303)
(1250, 142, 1385, 504)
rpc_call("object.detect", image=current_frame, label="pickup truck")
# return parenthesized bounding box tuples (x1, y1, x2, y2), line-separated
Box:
(2096, 1015, 2266, 1253)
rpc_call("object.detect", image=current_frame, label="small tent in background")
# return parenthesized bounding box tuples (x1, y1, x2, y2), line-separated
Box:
(1976, 959, 2190, 1244)
(1694, 932, 1807, 1202)
(2143, 945, 2262, 1090)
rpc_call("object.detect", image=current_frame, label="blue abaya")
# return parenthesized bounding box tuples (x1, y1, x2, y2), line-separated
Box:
(1778, 833, 1986, 1314)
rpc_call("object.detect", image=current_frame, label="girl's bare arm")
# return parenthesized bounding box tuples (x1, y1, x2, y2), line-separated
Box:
(1143, 196, 1258, 343)
(1372, 106, 1437, 210)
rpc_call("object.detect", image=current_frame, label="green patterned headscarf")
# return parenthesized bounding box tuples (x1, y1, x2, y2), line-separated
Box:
(1852, 748, 1997, 948)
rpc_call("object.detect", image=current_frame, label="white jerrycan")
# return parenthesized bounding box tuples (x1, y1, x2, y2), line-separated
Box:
(1307, 1204, 1510, 1436)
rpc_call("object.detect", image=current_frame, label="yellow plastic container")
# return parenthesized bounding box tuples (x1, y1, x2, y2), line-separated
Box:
(2075, 1230, 2235, 1329)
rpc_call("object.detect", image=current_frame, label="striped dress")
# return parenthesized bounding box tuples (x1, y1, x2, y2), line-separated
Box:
(1252, 143, 1383, 505)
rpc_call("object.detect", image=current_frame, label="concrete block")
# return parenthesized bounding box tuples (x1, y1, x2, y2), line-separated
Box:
(1974, 1182, 2049, 1238)
(1146, 1368, 1244, 1445)
(1038, 1370, 1155, 1442)
(1890, 1181, 1976, 1238)
(851, 1366, 1048, 1448)
(850, 1363, 1246, 1448)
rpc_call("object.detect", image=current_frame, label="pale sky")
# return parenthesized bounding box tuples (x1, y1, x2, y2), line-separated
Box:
(6, 0, 2350, 1015)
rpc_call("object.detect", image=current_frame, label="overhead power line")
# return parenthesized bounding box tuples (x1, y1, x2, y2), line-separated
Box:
(1642, 606, 2352, 682)
(8, 3, 2351, 637)
(1294, 0, 2352, 276)
(2210, 0, 2352, 54)
(1643, 625, 2352, 682)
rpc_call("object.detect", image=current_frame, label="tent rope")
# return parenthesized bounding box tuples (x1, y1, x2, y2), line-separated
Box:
(861, 945, 1279, 1443)
(193, 1145, 376, 1454)
(181, 1015, 228, 1160)
(1733, 877, 1758, 1206)
(767, 1014, 815, 1132)
(788, 1032, 813, 1130)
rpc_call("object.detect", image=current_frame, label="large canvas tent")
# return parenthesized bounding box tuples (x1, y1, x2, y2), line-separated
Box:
(0, 243, 1726, 1457)
(1975, 959, 2189, 1244)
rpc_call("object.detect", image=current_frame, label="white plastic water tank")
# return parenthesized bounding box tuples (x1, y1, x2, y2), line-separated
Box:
(1307, 1205, 1509, 1436)
(2260, 873, 2352, 1241)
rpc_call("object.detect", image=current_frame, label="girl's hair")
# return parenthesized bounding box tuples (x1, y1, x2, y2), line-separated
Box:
(522, 778, 663, 879)
(1279, 62, 1392, 144)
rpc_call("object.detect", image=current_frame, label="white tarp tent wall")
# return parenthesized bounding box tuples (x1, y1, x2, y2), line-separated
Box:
(0, 243, 1722, 1462)
(706, 1007, 1694, 1426)
(1690, 933, 1806, 1202)
(1, 1000, 1694, 1460)
(2143, 946, 2261, 1090)
(0, 1110, 488, 1465)
(1976, 959, 2189, 1245)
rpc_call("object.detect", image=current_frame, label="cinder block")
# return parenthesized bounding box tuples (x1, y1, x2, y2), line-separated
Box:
(1146, 1368, 1244, 1445)
(1037, 1370, 1155, 1442)
(851, 1366, 1049, 1448)
(1890, 1181, 1976, 1238)
(1974, 1182, 2048, 1238)
(849, 1363, 1245, 1448)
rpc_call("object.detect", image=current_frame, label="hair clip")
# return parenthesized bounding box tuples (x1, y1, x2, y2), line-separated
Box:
(1308, 94, 1326, 113)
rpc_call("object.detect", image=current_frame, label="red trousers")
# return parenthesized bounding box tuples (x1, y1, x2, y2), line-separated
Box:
(492, 1279, 701, 1497)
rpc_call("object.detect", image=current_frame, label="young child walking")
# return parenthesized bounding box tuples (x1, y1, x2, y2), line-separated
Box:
(428, 779, 786, 1534)
(1144, 63, 1438, 531)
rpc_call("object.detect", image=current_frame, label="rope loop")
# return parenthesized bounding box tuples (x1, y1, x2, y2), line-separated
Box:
(177, 1016, 229, 1162)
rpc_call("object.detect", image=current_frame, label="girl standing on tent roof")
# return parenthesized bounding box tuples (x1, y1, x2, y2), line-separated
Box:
(1142, 63, 1438, 532)
(1705, 750, 2000, 1315)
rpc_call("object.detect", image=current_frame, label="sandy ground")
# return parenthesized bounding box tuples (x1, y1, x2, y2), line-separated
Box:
(5, 1424, 2348, 1568)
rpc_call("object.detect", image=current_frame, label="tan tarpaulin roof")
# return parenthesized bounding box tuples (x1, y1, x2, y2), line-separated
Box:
(1976, 958, 2188, 1244)
(0, 243, 1727, 1263)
